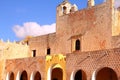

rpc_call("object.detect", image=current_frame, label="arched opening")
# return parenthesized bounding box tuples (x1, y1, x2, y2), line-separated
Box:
(75, 39, 80, 50)
(10, 72, 14, 80)
(74, 70, 87, 80)
(51, 68, 63, 80)
(34, 71, 41, 80)
(20, 71, 28, 80)
(96, 67, 118, 80)
(63, 6, 67, 14)
(47, 48, 51, 55)
(6, 72, 14, 80)
(32, 50, 36, 57)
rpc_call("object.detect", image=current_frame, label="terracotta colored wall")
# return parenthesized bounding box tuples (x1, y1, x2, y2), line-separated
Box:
(29, 1, 113, 57)
(66, 48, 120, 80)
(56, 2, 112, 52)
(5, 56, 45, 80)
(29, 33, 58, 56)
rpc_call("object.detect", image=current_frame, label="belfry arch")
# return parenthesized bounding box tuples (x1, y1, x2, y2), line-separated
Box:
(92, 67, 118, 80)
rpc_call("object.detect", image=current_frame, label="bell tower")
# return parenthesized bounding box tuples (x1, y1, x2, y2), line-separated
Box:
(56, 0, 78, 16)
(56, 0, 72, 16)
(56, 0, 78, 34)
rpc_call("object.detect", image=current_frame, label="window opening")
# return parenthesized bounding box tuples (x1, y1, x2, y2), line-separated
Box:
(26, 41, 29, 45)
(63, 6, 67, 14)
(75, 39, 80, 50)
(33, 50, 36, 57)
(47, 48, 51, 55)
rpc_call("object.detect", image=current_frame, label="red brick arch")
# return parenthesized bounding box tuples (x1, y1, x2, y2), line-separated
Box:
(30, 71, 41, 80)
(92, 67, 118, 80)
(70, 69, 87, 80)
(20, 70, 28, 80)
(6, 72, 14, 80)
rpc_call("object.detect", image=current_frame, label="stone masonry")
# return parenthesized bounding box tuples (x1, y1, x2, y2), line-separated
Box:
(0, 0, 120, 80)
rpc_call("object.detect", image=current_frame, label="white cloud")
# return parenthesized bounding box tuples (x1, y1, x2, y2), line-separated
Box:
(13, 22, 56, 39)
(115, 0, 120, 8)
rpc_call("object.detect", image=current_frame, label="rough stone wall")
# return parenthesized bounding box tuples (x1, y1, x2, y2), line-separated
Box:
(28, 0, 117, 56)
(0, 41, 30, 59)
(29, 32, 71, 56)
(5, 56, 45, 80)
(56, 1, 112, 52)
(66, 48, 120, 80)
(0, 60, 5, 80)
(29, 33, 58, 56)
(2, 0, 120, 80)
(0, 41, 30, 80)
(5, 54, 66, 80)
(4, 48, 120, 80)
(81, 3, 112, 51)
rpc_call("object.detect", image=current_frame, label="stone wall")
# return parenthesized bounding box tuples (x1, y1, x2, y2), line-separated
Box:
(28, 0, 115, 57)
(0, 40, 30, 80)
(29, 33, 58, 56)
(0, 41, 30, 59)
(66, 48, 120, 80)
(5, 56, 45, 80)
(56, 1, 112, 52)
(4, 48, 120, 80)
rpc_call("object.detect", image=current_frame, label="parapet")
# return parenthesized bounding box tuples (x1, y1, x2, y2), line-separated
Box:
(0, 39, 30, 59)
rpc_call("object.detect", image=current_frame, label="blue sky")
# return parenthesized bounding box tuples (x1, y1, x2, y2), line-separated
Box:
(0, 0, 106, 41)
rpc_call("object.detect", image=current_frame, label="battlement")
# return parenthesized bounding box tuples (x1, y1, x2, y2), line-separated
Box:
(0, 39, 30, 60)
(0, 39, 28, 46)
